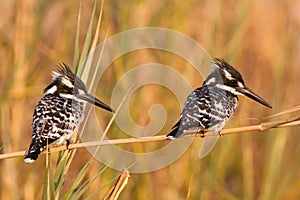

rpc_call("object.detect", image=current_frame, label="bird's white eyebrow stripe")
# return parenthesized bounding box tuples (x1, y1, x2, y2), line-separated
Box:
(216, 83, 244, 95)
(62, 77, 74, 88)
(214, 63, 232, 79)
(223, 69, 233, 79)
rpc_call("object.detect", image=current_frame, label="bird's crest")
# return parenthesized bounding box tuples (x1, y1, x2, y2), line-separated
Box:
(51, 63, 75, 82)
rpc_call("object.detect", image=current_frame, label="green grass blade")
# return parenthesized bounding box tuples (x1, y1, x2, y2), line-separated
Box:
(68, 162, 109, 200)
(85, 177, 119, 200)
(80, 0, 104, 87)
(62, 159, 93, 200)
(77, 0, 98, 77)
(73, 2, 82, 71)
(42, 154, 55, 200)
(53, 151, 73, 199)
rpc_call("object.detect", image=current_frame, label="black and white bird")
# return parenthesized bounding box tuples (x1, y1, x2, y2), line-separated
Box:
(24, 63, 114, 163)
(167, 58, 271, 158)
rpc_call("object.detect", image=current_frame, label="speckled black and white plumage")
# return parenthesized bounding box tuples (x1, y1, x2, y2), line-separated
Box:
(167, 58, 271, 158)
(24, 63, 114, 163)
(25, 93, 84, 162)
(168, 85, 238, 138)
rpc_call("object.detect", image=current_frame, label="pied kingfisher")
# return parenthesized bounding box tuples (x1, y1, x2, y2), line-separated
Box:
(167, 58, 271, 158)
(24, 63, 114, 163)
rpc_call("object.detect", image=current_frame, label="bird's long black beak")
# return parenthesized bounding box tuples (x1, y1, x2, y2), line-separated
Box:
(77, 93, 115, 113)
(237, 87, 272, 108)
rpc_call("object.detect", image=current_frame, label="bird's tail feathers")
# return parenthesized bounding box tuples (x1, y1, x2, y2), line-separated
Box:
(24, 144, 43, 163)
(166, 120, 181, 139)
(24, 151, 40, 163)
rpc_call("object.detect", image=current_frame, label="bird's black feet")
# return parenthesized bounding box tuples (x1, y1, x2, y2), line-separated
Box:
(199, 130, 205, 138)
(196, 129, 205, 138)
(66, 140, 71, 150)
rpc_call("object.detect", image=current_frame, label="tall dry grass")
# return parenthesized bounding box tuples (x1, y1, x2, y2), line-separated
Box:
(0, 0, 300, 199)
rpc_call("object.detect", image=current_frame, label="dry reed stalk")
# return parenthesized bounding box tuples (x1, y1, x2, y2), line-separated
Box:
(102, 169, 130, 200)
(0, 116, 299, 161)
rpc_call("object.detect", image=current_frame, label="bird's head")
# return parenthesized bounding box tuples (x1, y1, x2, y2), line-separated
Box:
(204, 58, 272, 108)
(44, 63, 115, 112)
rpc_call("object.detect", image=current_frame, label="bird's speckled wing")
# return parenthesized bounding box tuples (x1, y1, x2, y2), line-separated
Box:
(172, 85, 237, 137)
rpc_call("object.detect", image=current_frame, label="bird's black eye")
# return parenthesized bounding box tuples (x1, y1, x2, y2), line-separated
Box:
(230, 80, 237, 85)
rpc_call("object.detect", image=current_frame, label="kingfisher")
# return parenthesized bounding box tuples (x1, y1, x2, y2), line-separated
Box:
(24, 63, 114, 163)
(167, 58, 272, 158)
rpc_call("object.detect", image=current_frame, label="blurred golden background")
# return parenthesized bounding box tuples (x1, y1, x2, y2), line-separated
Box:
(1, 0, 300, 199)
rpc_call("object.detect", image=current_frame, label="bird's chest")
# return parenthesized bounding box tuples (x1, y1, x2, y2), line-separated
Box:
(34, 95, 84, 128)
(212, 91, 238, 118)
(66, 99, 84, 125)
(208, 91, 238, 131)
